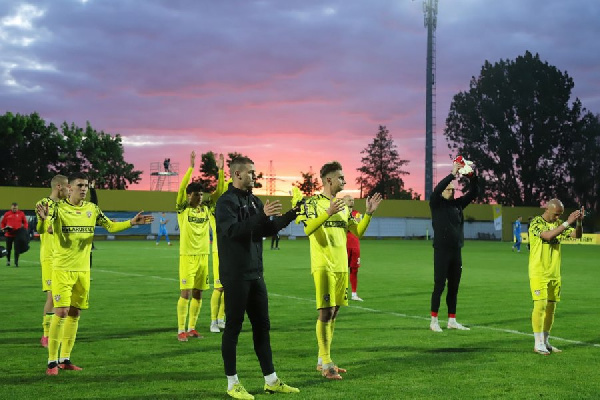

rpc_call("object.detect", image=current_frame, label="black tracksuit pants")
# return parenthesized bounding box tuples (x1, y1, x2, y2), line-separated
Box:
(221, 277, 274, 377)
(431, 248, 463, 315)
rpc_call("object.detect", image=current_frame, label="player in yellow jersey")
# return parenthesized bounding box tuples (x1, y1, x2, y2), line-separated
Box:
(206, 173, 229, 334)
(175, 151, 225, 341)
(528, 198, 583, 355)
(36, 173, 153, 375)
(294, 161, 382, 380)
(35, 174, 69, 348)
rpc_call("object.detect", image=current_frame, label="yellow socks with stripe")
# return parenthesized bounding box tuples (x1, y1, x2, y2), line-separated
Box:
(59, 316, 80, 361)
(43, 313, 54, 337)
(316, 320, 332, 365)
(188, 298, 202, 331)
(543, 301, 556, 333)
(211, 290, 222, 321)
(48, 314, 66, 362)
(177, 297, 190, 333)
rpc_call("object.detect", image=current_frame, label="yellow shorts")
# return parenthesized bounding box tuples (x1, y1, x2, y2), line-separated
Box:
(179, 254, 210, 290)
(313, 270, 348, 309)
(41, 257, 53, 292)
(51, 270, 90, 309)
(530, 278, 561, 302)
(212, 251, 222, 289)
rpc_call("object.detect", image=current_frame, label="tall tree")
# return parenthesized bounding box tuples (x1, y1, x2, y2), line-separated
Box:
(0, 112, 141, 189)
(444, 51, 585, 206)
(356, 125, 416, 199)
(293, 170, 322, 196)
(196, 151, 220, 192)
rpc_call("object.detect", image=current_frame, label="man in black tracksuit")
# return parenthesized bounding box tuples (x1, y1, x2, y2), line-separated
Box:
(429, 161, 478, 333)
(216, 156, 300, 399)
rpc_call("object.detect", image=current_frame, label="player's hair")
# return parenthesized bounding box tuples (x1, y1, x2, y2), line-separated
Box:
(186, 182, 205, 195)
(230, 156, 254, 175)
(69, 173, 88, 183)
(51, 174, 68, 188)
(320, 161, 343, 178)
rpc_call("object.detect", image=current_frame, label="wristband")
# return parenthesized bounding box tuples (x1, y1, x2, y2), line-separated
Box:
(562, 221, 570, 229)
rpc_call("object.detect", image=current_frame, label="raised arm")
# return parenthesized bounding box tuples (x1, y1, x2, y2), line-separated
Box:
(210, 154, 226, 203)
(348, 193, 382, 238)
(457, 175, 479, 209)
(89, 180, 98, 205)
(177, 151, 195, 208)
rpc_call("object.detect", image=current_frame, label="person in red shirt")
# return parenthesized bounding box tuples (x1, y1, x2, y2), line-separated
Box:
(343, 196, 364, 301)
(1, 202, 29, 267)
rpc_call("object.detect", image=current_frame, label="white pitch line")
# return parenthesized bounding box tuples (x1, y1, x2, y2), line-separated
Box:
(94, 269, 600, 348)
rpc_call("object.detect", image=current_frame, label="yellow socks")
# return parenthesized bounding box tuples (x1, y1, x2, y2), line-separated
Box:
(218, 295, 225, 321)
(211, 290, 222, 321)
(188, 298, 202, 331)
(532, 300, 546, 334)
(43, 313, 54, 337)
(48, 314, 66, 362)
(543, 301, 556, 333)
(177, 297, 190, 332)
(316, 320, 332, 365)
(59, 316, 80, 361)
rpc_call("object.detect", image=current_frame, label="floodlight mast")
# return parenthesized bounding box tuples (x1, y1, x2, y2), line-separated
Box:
(423, 0, 438, 200)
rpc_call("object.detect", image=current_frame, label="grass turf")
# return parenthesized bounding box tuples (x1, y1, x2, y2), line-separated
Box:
(1, 239, 599, 399)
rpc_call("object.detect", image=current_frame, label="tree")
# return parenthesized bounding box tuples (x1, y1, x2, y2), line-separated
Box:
(293, 170, 322, 196)
(196, 151, 220, 192)
(0, 112, 141, 189)
(444, 51, 587, 206)
(356, 125, 417, 199)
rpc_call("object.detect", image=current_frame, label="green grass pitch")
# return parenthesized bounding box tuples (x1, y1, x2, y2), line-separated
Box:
(1, 239, 599, 399)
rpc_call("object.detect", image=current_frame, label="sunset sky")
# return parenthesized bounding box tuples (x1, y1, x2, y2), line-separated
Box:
(1, 0, 599, 196)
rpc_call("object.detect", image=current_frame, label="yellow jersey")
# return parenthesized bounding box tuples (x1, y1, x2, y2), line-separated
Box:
(528, 215, 574, 280)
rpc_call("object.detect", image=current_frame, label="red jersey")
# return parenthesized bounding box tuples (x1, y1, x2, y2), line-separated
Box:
(1, 210, 28, 238)
(346, 210, 361, 249)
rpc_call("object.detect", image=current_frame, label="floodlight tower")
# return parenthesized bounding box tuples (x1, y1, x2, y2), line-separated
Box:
(266, 160, 276, 196)
(423, 0, 438, 200)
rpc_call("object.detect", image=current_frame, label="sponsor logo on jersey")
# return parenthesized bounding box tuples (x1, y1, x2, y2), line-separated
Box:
(188, 216, 208, 224)
(323, 220, 347, 229)
(62, 226, 95, 233)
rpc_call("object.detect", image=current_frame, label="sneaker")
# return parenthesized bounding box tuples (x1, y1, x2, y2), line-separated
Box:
(227, 383, 254, 399)
(217, 319, 226, 329)
(264, 379, 300, 394)
(168, 242, 172, 246)
(447, 321, 470, 330)
(430, 322, 443, 332)
(187, 329, 203, 338)
(545, 343, 562, 353)
(156, 242, 159, 246)
(58, 360, 82, 370)
(46, 362, 59, 376)
(534, 343, 551, 355)
(316, 364, 347, 373)
(351, 294, 364, 302)
(321, 366, 342, 380)
(40, 336, 48, 348)
(210, 321, 220, 333)
(177, 332, 188, 342)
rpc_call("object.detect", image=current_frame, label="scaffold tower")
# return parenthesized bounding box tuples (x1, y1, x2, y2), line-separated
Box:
(150, 161, 180, 191)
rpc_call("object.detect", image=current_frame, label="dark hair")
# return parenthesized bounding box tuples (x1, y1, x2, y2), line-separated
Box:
(11, 202, 17, 206)
(186, 182, 205, 194)
(69, 173, 88, 183)
(230, 156, 254, 170)
(320, 161, 343, 178)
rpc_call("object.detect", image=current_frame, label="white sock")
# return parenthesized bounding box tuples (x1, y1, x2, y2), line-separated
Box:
(59, 357, 69, 363)
(264, 372, 278, 386)
(317, 357, 322, 366)
(227, 374, 239, 391)
(448, 317, 457, 325)
(431, 316, 439, 324)
(178, 329, 185, 334)
(534, 332, 544, 346)
(352, 292, 357, 296)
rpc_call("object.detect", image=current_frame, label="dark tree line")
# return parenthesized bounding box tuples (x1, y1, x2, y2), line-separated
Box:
(0, 112, 141, 189)
(445, 51, 600, 214)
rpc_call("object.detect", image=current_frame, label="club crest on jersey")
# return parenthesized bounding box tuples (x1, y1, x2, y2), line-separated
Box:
(182, 279, 187, 284)
(54, 294, 61, 302)
(87, 211, 92, 218)
(535, 290, 541, 296)
(46, 279, 52, 286)
(323, 294, 330, 302)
